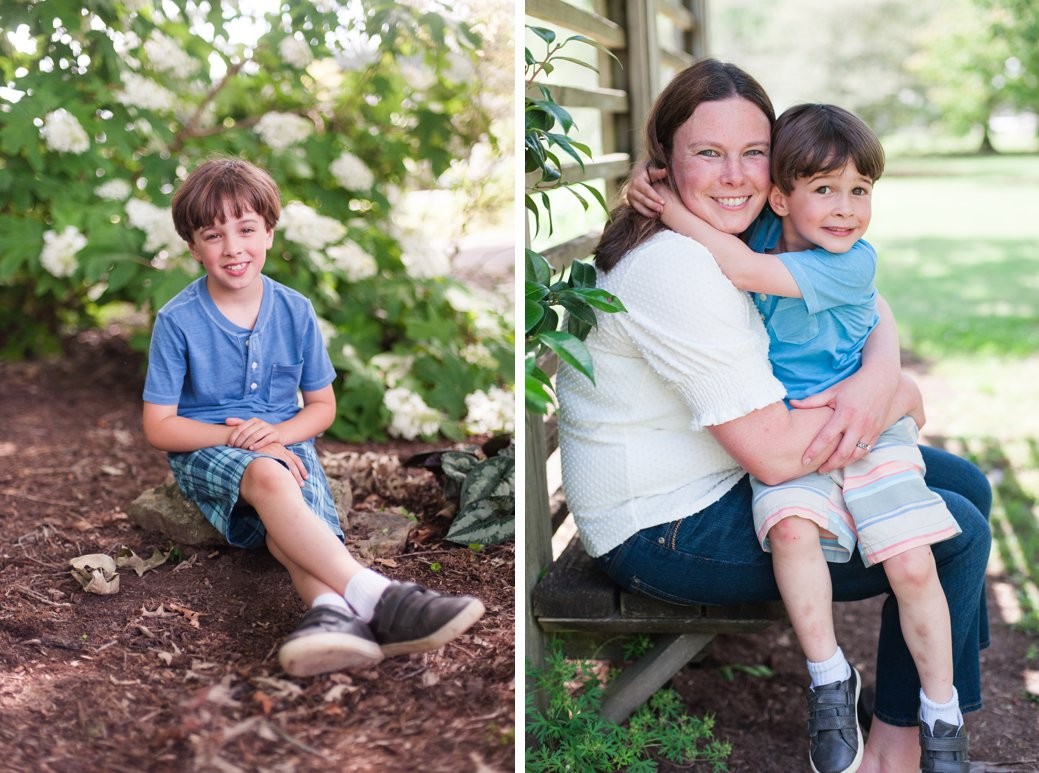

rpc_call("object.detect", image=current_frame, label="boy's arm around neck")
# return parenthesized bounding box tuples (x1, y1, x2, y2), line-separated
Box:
(657, 186, 801, 297)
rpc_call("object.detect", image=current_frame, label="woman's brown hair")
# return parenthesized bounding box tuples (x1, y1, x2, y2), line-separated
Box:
(594, 60, 775, 272)
(171, 157, 281, 243)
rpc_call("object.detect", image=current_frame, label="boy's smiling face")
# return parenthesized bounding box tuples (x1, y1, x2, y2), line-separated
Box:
(770, 162, 873, 253)
(188, 204, 273, 298)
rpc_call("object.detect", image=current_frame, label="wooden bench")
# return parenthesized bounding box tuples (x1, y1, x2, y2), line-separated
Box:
(525, 407, 785, 724)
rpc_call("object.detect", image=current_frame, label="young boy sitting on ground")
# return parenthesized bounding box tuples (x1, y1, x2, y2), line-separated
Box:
(142, 157, 484, 678)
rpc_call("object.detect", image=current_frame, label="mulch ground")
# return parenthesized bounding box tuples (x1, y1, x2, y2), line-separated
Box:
(0, 331, 515, 772)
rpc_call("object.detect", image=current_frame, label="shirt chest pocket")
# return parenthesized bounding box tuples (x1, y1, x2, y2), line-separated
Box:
(267, 361, 303, 404)
(766, 298, 818, 345)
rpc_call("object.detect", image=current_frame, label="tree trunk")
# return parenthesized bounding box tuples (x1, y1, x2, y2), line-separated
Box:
(978, 122, 997, 154)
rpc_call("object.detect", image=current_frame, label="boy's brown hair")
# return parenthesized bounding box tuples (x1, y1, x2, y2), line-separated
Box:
(171, 158, 281, 243)
(770, 103, 885, 194)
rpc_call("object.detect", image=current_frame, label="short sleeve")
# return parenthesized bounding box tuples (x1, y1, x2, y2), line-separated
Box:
(608, 232, 785, 429)
(298, 301, 336, 392)
(779, 240, 877, 314)
(142, 311, 187, 405)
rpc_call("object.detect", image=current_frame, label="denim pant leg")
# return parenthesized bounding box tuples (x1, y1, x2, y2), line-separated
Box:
(596, 477, 784, 606)
(920, 445, 993, 650)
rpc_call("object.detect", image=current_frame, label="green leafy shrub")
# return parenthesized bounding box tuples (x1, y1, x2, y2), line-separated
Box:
(524, 26, 625, 414)
(0, 0, 513, 441)
(526, 640, 733, 772)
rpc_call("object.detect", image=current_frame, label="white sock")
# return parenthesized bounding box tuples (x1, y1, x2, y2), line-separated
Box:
(807, 646, 851, 689)
(343, 569, 392, 623)
(311, 592, 350, 611)
(919, 686, 962, 731)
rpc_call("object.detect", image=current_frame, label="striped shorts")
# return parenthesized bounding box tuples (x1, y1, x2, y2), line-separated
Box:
(167, 440, 343, 549)
(751, 416, 962, 567)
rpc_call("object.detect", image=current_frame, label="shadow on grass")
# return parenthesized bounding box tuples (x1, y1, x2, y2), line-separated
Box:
(930, 435, 1039, 633)
(876, 237, 1039, 362)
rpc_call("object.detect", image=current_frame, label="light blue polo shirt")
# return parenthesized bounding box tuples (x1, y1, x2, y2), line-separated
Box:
(143, 274, 336, 424)
(745, 210, 879, 401)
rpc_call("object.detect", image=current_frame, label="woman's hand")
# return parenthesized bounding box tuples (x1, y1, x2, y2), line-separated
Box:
(791, 367, 894, 473)
(225, 416, 283, 451)
(626, 160, 668, 217)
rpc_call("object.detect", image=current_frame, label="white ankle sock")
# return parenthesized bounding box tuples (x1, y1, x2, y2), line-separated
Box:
(311, 592, 350, 611)
(807, 646, 851, 688)
(919, 686, 962, 731)
(343, 569, 392, 622)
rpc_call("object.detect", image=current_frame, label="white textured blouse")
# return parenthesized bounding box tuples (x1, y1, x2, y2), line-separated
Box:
(557, 230, 786, 557)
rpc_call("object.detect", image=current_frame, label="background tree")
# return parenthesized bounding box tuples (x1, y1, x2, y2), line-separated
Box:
(0, 0, 514, 443)
(908, 0, 1014, 152)
(979, 0, 1039, 119)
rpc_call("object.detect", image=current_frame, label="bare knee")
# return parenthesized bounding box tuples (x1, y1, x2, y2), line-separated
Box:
(240, 456, 294, 501)
(884, 546, 937, 592)
(768, 516, 819, 553)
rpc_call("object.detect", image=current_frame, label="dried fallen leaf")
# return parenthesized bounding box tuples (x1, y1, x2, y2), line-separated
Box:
(69, 553, 120, 594)
(252, 690, 274, 715)
(322, 683, 359, 702)
(115, 546, 172, 577)
(421, 670, 440, 687)
(252, 676, 304, 700)
(167, 601, 202, 628)
(71, 518, 95, 533)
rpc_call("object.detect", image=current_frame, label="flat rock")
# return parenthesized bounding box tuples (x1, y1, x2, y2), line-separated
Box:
(128, 478, 354, 548)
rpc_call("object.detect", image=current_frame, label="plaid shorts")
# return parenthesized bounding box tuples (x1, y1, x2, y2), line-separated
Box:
(167, 440, 343, 549)
(751, 416, 962, 567)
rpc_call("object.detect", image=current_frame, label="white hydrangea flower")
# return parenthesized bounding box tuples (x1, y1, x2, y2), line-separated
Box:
(369, 353, 414, 388)
(460, 342, 494, 368)
(143, 30, 196, 77)
(396, 55, 436, 92)
(278, 35, 313, 69)
(463, 386, 515, 435)
(384, 387, 442, 440)
(323, 241, 378, 281)
(40, 226, 87, 278)
(116, 72, 178, 112)
(395, 228, 452, 279)
(125, 199, 184, 256)
(254, 111, 313, 151)
(444, 51, 474, 83)
(95, 179, 132, 201)
(280, 201, 347, 249)
(335, 38, 380, 71)
(330, 151, 375, 191)
(39, 109, 90, 154)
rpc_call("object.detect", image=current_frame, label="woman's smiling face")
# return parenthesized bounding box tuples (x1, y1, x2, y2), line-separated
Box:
(669, 96, 772, 235)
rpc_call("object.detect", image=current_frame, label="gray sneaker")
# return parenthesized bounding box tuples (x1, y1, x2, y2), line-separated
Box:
(369, 581, 485, 657)
(278, 605, 383, 677)
(920, 719, 969, 773)
(807, 665, 864, 773)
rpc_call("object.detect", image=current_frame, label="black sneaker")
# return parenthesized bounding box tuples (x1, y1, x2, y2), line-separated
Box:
(920, 719, 969, 773)
(807, 665, 864, 773)
(369, 581, 485, 657)
(278, 605, 383, 677)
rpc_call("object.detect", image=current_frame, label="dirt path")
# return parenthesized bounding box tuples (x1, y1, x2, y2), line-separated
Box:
(0, 332, 515, 772)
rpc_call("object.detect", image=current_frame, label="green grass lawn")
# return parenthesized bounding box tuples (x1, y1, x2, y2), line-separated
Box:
(871, 152, 1039, 631)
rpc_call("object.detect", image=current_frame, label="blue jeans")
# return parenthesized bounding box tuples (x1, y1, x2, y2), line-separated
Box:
(595, 445, 992, 727)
